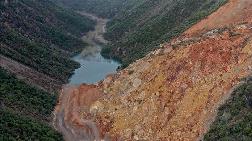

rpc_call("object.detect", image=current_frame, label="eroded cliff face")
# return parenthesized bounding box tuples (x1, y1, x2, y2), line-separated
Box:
(54, 0, 252, 140)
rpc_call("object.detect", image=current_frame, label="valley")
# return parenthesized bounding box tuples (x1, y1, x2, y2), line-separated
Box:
(2, 0, 252, 141)
(54, 0, 252, 140)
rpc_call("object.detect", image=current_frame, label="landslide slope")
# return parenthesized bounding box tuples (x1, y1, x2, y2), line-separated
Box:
(55, 0, 252, 140)
(98, 25, 252, 140)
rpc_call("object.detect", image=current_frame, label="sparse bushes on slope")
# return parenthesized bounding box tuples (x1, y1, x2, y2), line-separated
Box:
(204, 79, 252, 141)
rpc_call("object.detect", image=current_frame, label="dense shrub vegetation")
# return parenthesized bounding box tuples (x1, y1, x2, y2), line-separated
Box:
(0, 109, 63, 141)
(204, 79, 252, 141)
(0, 0, 95, 81)
(0, 68, 62, 140)
(0, 27, 80, 81)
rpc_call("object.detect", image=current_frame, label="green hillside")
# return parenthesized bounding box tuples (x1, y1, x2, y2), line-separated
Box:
(0, 0, 95, 82)
(0, 68, 62, 140)
(102, 0, 228, 67)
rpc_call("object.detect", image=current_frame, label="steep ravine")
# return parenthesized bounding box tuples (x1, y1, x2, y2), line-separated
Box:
(54, 0, 252, 140)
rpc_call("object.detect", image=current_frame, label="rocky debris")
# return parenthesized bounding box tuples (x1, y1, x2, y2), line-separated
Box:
(132, 78, 142, 88)
(90, 101, 104, 115)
